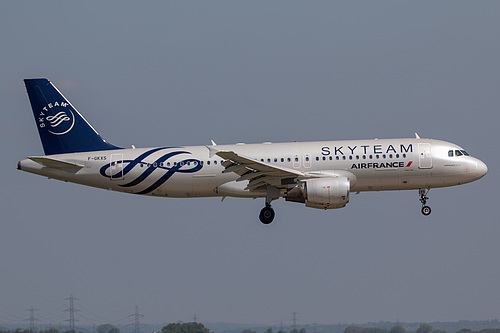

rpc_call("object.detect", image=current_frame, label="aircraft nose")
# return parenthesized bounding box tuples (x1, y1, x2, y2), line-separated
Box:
(476, 160, 488, 179)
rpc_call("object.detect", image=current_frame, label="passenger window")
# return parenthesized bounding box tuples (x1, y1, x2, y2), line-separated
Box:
(287, 157, 291, 162)
(207, 161, 210, 165)
(295, 157, 299, 162)
(336, 156, 340, 160)
(281, 158, 284, 162)
(322, 156, 326, 161)
(274, 158, 277, 162)
(214, 160, 218, 164)
(349, 156, 352, 160)
(403, 154, 406, 158)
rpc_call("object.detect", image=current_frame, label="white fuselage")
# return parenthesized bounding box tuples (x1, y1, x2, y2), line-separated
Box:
(18, 138, 487, 199)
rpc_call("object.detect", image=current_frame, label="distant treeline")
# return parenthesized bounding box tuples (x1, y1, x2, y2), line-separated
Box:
(341, 326, 500, 333)
(1, 323, 500, 333)
(0, 322, 210, 333)
(242, 325, 500, 333)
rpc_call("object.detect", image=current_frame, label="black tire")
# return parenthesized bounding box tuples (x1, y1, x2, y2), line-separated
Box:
(421, 206, 431, 216)
(259, 206, 275, 224)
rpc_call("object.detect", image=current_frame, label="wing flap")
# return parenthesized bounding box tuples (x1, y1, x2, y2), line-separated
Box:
(215, 150, 304, 190)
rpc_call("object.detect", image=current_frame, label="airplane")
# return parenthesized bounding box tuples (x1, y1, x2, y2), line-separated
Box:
(18, 78, 488, 224)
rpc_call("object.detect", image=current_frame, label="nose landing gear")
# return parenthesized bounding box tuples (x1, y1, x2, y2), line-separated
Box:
(419, 188, 431, 216)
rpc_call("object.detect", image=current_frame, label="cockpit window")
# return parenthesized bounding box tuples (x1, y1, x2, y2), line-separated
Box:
(453, 150, 470, 157)
(449, 150, 470, 157)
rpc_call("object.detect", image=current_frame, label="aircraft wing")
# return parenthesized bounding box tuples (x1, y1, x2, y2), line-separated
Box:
(214, 150, 304, 191)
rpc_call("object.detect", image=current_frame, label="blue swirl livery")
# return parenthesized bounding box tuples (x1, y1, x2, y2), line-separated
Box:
(99, 148, 202, 194)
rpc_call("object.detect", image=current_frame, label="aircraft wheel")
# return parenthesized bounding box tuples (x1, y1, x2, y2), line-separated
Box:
(421, 206, 431, 216)
(259, 206, 275, 224)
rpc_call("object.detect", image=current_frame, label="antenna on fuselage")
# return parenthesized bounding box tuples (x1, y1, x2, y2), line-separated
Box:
(415, 133, 421, 139)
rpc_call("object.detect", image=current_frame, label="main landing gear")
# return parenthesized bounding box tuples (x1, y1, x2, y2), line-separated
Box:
(259, 204, 275, 224)
(259, 186, 280, 224)
(419, 188, 431, 216)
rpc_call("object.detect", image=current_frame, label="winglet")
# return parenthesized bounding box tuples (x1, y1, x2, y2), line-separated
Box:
(205, 145, 219, 158)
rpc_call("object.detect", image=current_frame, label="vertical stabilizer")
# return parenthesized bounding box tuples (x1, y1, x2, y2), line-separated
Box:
(24, 78, 120, 155)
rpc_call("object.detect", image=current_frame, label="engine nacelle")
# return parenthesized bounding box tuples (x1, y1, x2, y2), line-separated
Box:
(285, 177, 350, 209)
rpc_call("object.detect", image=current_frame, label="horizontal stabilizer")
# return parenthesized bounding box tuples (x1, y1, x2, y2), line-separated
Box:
(28, 156, 84, 171)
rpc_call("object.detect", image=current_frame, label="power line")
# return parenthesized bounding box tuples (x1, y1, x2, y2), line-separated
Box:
(77, 300, 132, 324)
(0, 308, 25, 320)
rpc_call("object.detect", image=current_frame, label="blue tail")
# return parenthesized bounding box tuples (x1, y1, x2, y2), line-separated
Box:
(24, 78, 121, 155)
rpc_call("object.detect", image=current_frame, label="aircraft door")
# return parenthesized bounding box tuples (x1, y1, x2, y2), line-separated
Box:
(110, 153, 124, 180)
(418, 143, 432, 169)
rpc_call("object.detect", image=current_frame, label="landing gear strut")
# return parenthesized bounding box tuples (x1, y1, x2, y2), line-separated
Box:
(419, 188, 431, 216)
(259, 186, 279, 224)
(259, 204, 275, 224)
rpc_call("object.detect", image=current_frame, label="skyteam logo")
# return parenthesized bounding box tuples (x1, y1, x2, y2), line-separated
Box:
(38, 101, 75, 135)
(99, 147, 203, 194)
(47, 111, 70, 127)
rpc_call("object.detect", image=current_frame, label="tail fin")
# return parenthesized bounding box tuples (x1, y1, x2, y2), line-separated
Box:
(24, 78, 121, 155)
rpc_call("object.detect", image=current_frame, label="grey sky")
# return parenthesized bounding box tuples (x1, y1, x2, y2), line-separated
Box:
(1, 0, 499, 328)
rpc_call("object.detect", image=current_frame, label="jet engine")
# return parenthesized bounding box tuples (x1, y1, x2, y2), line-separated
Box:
(285, 177, 350, 209)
